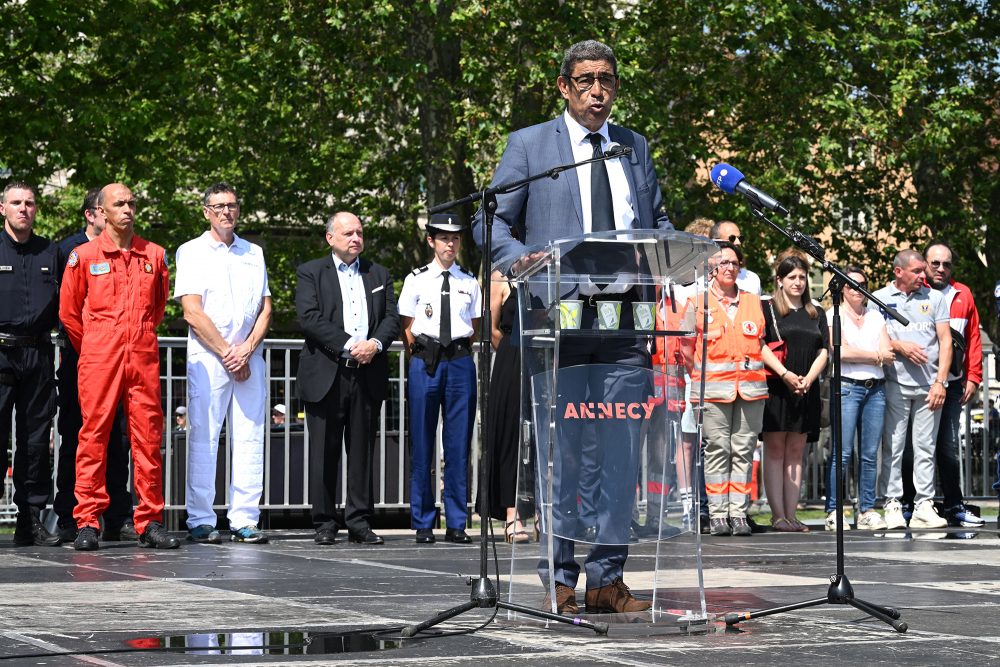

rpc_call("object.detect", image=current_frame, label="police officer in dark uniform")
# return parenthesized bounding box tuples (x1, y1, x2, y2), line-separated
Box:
(52, 187, 135, 543)
(0, 181, 60, 547)
(399, 214, 482, 544)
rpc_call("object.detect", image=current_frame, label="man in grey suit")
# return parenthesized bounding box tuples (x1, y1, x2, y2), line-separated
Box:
(473, 40, 672, 616)
(296, 212, 400, 546)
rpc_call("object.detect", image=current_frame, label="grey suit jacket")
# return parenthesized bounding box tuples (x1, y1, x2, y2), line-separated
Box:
(472, 115, 672, 272)
(295, 256, 400, 403)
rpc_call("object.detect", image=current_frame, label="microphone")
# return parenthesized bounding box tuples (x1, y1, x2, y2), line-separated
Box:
(605, 143, 633, 159)
(710, 163, 789, 216)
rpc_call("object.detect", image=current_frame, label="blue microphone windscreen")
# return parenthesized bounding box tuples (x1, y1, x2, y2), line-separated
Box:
(710, 163, 744, 194)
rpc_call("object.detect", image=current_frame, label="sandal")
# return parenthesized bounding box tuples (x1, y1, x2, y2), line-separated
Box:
(790, 517, 810, 533)
(770, 517, 798, 532)
(505, 521, 531, 544)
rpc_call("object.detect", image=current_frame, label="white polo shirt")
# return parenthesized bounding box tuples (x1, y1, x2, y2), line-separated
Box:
(174, 231, 270, 356)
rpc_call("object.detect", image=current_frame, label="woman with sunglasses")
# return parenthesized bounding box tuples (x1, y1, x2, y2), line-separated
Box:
(761, 254, 829, 532)
(682, 242, 777, 536)
(823, 266, 893, 530)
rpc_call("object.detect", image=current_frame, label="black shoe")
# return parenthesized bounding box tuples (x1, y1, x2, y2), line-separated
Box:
(103, 520, 139, 542)
(746, 515, 767, 534)
(629, 523, 640, 543)
(579, 525, 598, 542)
(58, 524, 78, 543)
(415, 528, 436, 544)
(74, 526, 100, 551)
(138, 521, 180, 549)
(314, 528, 338, 545)
(699, 514, 711, 535)
(444, 528, 472, 544)
(13, 510, 61, 547)
(349, 528, 384, 545)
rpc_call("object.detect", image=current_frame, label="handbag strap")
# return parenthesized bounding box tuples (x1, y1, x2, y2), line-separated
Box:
(768, 300, 783, 343)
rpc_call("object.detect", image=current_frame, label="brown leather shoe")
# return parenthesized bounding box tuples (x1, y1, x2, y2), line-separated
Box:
(541, 583, 579, 615)
(584, 578, 652, 613)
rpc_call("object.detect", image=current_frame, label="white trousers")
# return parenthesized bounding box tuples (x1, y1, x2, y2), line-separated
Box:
(185, 352, 266, 529)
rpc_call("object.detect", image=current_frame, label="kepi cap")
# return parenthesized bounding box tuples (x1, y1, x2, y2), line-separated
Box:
(175, 406, 187, 415)
(426, 213, 465, 234)
(273, 403, 286, 415)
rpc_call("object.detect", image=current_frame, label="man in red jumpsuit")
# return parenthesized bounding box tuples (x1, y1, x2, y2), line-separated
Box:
(59, 183, 179, 550)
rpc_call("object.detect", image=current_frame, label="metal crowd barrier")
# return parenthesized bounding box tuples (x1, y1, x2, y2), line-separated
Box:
(0, 338, 996, 524)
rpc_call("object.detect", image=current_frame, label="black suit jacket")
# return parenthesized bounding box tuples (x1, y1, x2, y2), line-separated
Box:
(295, 255, 400, 403)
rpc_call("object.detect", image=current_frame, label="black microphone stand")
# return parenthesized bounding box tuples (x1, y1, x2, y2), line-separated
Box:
(722, 203, 910, 633)
(401, 149, 632, 639)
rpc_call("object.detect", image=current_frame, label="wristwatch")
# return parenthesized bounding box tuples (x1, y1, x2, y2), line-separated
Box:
(933, 379, 948, 389)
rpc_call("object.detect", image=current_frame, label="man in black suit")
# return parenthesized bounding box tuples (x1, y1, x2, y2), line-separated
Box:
(296, 211, 400, 545)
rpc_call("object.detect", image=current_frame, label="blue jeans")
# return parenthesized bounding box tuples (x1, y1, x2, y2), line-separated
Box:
(826, 380, 885, 513)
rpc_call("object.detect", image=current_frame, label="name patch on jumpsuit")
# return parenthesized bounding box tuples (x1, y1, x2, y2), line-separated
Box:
(89, 262, 111, 276)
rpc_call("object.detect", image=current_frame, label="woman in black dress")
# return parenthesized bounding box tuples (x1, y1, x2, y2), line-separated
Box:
(761, 255, 829, 531)
(475, 270, 529, 542)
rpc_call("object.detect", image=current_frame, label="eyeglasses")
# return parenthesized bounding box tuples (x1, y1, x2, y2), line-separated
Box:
(714, 234, 744, 245)
(206, 203, 239, 213)
(717, 260, 740, 268)
(845, 282, 867, 290)
(928, 260, 952, 269)
(567, 73, 618, 92)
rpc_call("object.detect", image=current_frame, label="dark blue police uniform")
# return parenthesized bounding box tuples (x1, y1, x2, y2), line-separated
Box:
(0, 227, 59, 544)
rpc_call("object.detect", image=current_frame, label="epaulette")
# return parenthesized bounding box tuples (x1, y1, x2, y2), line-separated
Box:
(457, 264, 475, 278)
(411, 265, 430, 276)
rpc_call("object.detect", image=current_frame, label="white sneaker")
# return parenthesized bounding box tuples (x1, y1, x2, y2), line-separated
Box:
(909, 499, 948, 529)
(883, 499, 907, 530)
(825, 511, 852, 531)
(857, 510, 888, 530)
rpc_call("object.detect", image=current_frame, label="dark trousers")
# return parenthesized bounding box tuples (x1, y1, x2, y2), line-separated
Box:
(53, 346, 132, 528)
(305, 365, 380, 534)
(0, 345, 56, 512)
(540, 302, 649, 590)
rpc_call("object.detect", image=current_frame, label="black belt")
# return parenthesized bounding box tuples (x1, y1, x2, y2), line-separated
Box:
(0, 332, 48, 347)
(340, 357, 362, 369)
(842, 376, 885, 388)
(581, 288, 638, 309)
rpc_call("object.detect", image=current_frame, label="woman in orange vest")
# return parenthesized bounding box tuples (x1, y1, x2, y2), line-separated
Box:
(682, 243, 779, 536)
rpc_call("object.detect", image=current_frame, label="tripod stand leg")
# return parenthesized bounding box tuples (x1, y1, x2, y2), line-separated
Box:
(849, 598, 907, 632)
(401, 600, 480, 637)
(724, 597, 827, 626)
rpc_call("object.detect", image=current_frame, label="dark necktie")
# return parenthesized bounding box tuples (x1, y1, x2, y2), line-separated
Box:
(588, 132, 614, 233)
(439, 271, 452, 346)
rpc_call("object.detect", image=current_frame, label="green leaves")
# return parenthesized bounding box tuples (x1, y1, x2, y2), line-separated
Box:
(1, 0, 996, 334)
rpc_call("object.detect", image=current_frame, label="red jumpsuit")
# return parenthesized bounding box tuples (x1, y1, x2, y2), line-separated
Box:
(59, 232, 169, 533)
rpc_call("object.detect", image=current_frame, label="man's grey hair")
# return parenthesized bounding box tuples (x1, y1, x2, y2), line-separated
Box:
(202, 182, 238, 206)
(893, 248, 924, 269)
(326, 211, 359, 235)
(560, 40, 617, 78)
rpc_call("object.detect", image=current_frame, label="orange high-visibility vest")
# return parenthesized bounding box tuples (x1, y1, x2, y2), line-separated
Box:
(687, 289, 768, 403)
(650, 298, 686, 411)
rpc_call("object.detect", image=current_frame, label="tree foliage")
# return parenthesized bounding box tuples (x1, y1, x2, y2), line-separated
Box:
(2, 0, 997, 341)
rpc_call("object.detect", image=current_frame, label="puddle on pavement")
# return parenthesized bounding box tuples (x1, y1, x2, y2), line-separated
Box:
(125, 628, 404, 655)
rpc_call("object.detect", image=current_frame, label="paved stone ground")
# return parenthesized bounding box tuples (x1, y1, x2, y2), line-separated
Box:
(2, 521, 999, 666)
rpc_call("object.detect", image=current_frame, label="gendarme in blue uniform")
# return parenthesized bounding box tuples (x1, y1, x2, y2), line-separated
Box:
(399, 258, 482, 533)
